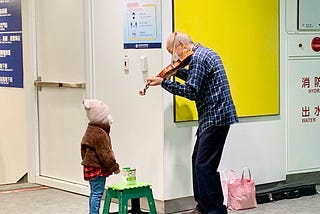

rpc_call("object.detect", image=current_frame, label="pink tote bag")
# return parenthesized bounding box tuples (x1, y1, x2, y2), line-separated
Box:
(227, 167, 257, 211)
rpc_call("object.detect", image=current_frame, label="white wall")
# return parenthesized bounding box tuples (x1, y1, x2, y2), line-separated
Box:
(0, 0, 33, 185)
(90, 0, 165, 199)
(0, 89, 28, 184)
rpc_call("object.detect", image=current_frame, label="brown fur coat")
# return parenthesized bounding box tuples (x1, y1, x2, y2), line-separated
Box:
(81, 123, 119, 174)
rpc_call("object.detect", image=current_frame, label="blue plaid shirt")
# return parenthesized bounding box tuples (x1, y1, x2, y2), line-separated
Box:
(162, 43, 238, 136)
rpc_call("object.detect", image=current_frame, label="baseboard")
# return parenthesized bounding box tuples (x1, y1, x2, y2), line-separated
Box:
(286, 171, 320, 184)
(255, 171, 320, 204)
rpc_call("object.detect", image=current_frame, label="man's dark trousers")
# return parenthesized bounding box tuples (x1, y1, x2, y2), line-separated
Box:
(192, 125, 230, 214)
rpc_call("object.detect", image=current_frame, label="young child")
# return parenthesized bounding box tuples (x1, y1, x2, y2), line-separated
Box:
(81, 99, 120, 214)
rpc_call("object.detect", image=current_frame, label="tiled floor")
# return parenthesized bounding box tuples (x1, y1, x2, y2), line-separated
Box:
(0, 183, 319, 214)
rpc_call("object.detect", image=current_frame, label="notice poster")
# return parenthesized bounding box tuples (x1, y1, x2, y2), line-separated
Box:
(0, 0, 23, 88)
(123, 0, 161, 49)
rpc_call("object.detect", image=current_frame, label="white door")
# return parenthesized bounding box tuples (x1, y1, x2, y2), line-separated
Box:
(33, 0, 90, 194)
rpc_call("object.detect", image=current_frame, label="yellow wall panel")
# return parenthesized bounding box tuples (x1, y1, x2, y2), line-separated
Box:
(173, 0, 279, 121)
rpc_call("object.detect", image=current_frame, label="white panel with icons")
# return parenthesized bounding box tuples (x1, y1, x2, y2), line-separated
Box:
(298, 0, 320, 30)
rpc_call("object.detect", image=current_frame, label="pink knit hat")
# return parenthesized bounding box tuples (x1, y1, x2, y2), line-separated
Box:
(82, 99, 113, 125)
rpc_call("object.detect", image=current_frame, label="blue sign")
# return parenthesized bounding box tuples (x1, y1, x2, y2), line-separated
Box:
(0, 0, 23, 88)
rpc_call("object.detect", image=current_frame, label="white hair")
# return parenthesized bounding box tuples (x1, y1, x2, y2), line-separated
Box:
(167, 32, 194, 48)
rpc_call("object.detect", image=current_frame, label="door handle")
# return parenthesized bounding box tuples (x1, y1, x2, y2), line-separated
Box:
(34, 77, 85, 90)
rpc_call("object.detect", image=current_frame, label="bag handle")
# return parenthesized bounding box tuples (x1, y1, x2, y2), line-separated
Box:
(241, 167, 253, 181)
(222, 169, 240, 182)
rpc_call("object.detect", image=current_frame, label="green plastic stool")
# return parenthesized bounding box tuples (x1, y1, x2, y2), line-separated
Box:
(102, 181, 157, 214)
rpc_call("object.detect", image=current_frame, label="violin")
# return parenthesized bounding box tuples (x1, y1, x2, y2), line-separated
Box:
(139, 49, 193, 96)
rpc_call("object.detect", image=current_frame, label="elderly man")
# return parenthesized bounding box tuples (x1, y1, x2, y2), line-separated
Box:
(147, 32, 238, 214)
